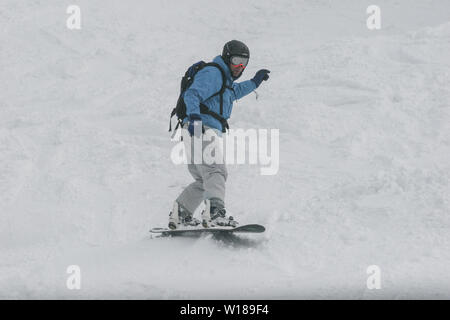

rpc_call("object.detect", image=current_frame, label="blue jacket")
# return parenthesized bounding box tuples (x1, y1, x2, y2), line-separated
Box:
(183, 55, 256, 131)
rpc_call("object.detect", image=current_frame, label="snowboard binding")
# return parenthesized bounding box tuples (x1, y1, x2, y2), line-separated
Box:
(168, 201, 201, 230)
(169, 200, 238, 230)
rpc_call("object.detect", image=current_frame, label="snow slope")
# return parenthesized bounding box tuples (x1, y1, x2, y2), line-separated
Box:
(1, 0, 450, 299)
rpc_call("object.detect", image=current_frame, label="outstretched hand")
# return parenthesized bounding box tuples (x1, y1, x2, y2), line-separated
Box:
(251, 69, 270, 88)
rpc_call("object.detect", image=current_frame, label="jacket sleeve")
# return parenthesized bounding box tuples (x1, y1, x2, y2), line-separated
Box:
(184, 67, 223, 116)
(232, 80, 256, 101)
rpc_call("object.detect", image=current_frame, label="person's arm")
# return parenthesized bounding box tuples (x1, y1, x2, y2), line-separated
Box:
(232, 69, 271, 101)
(232, 80, 257, 101)
(184, 67, 222, 116)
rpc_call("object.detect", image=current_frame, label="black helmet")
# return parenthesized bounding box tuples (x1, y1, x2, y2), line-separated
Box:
(222, 40, 250, 65)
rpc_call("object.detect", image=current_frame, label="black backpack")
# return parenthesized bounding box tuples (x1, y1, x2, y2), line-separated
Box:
(169, 61, 230, 133)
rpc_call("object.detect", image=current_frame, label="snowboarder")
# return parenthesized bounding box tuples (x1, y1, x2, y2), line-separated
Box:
(169, 40, 270, 229)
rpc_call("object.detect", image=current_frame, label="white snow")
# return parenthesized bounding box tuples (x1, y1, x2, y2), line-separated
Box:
(1, 0, 450, 299)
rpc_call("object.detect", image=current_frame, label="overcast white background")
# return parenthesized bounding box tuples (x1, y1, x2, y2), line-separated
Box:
(1, 0, 450, 299)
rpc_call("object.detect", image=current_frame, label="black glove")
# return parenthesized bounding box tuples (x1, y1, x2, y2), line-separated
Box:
(251, 69, 270, 88)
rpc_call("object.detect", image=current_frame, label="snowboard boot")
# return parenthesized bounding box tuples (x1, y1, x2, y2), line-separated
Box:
(210, 207, 238, 227)
(168, 201, 180, 230)
(201, 199, 238, 228)
(168, 201, 200, 230)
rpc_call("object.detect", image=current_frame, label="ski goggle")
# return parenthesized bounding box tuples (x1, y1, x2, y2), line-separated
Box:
(230, 56, 249, 69)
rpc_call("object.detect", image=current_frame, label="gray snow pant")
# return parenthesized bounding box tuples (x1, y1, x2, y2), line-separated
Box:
(176, 125, 227, 214)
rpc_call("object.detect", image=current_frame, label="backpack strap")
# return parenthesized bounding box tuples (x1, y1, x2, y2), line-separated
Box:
(198, 62, 230, 132)
(201, 62, 227, 116)
(199, 104, 229, 133)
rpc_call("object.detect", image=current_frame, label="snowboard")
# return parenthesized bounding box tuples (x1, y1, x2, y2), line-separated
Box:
(150, 224, 265, 237)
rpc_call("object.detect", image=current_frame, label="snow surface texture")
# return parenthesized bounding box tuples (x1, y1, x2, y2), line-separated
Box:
(1, 0, 450, 299)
